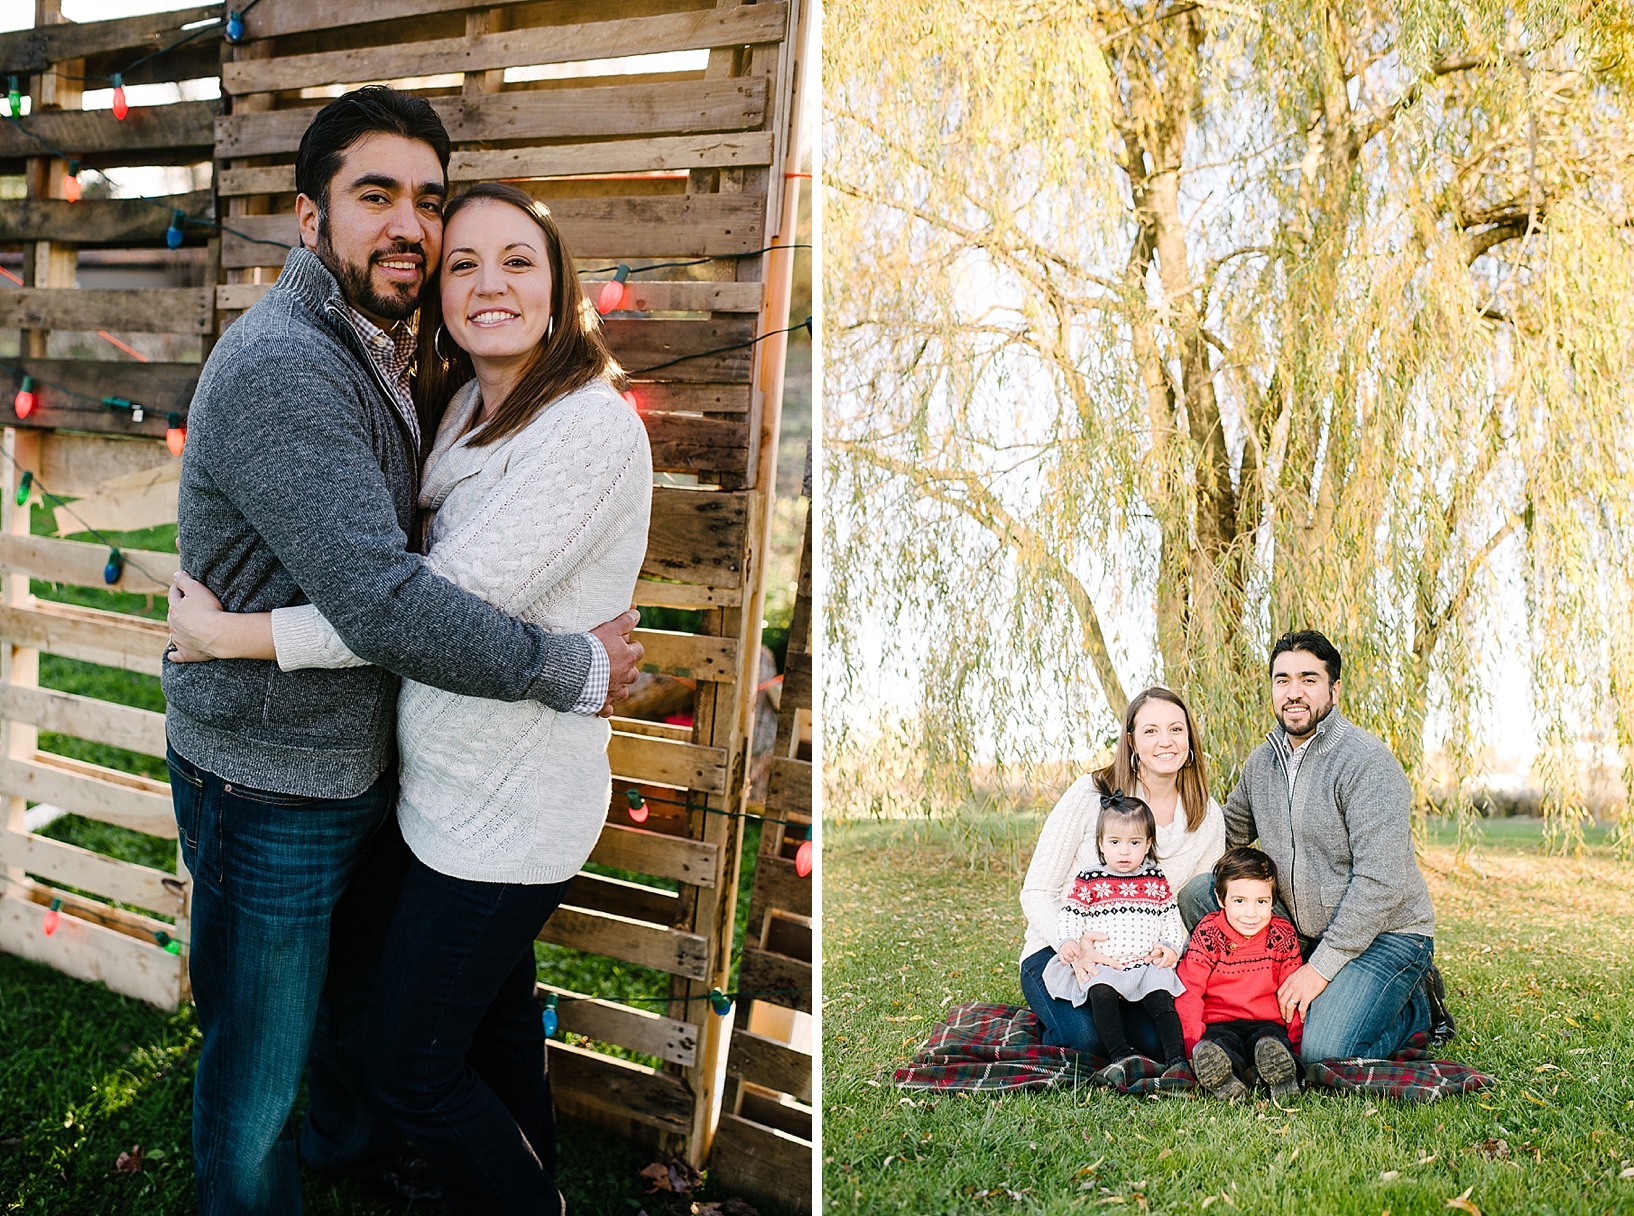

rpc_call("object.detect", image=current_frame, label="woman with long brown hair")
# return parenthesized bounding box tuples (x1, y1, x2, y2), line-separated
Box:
(1018, 687, 1226, 1059)
(167, 182, 650, 1214)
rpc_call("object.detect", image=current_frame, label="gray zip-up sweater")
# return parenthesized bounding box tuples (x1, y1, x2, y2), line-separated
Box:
(1222, 710, 1435, 981)
(163, 247, 593, 798)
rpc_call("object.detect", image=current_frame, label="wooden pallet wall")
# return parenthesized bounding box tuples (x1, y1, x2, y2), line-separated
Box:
(0, 0, 807, 1175)
(711, 443, 812, 1211)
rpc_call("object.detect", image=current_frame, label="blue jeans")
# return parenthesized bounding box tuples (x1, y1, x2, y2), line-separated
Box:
(1020, 947, 1162, 1061)
(1176, 873, 1432, 1063)
(366, 854, 570, 1216)
(169, 745, 397, 1216)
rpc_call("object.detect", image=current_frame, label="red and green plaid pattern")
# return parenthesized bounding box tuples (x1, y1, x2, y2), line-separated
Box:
(1304, 1032, 1495, 1103)
(894, 1006, 1493, 1103)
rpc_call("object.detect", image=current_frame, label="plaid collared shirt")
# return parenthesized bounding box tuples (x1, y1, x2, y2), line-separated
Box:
(348, 308, 420, 451)
(347, 308, 608, 713)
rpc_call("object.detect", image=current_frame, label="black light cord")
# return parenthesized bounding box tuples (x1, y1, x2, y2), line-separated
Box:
(629, 317, 813, 376)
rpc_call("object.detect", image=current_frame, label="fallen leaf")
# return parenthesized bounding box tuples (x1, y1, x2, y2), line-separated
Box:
(1157, 1148, 1172, 1160)
(1522, 1092, 1549, 1107)
(1380, 1171, 1400, 1182)
(1288, 1148, 1300, 1162)
(1478, 1139, 1508, 1160)
(1446, 1186, 1481, 1216)
(1620, 1168, 1634, 1180)
(1535, 1064, 1559, 1073)
(883, 1156, 899, 1168)
(1201, 1199, 1216, 1210)
(111, 1147, 144, 1176)
(1417, 1152, 1438, 1165)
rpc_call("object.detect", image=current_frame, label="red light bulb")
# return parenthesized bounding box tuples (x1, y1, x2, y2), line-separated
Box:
(62, 173, 80, 203)
(111, 76, 128, 121)
(628, 799, 648, 824)
(166, 412, 186, 455)
(795, 838, 813, 877)
(14, 376, 36, 419)
(596, 264, 631, 315)
(621, 389, 640, 412)
(42, 898, 62, 936)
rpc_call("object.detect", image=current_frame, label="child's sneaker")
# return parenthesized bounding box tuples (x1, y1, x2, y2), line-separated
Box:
(1253, 1036, 1300, 1103)
(1190, 1040, 1247, 1100)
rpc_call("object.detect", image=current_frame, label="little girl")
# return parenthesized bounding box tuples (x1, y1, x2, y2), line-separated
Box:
(1043, 791, 1189, 1083)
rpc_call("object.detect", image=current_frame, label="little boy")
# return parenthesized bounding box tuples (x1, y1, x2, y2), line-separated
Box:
(1175, 848, 1304, 1101)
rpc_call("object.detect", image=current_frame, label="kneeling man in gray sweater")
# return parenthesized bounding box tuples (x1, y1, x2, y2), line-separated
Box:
(1177, 630, 1455, 1065)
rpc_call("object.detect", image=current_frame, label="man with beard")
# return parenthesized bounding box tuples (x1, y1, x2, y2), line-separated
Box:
(162, 88, 643, 1216)
(1176, 630, 1455, 1065)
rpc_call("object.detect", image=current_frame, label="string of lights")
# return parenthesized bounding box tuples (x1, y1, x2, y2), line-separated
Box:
(587, 244, 814, 313)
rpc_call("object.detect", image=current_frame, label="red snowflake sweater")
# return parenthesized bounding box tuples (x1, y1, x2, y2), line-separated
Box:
(1174, 910, 1304, 1053)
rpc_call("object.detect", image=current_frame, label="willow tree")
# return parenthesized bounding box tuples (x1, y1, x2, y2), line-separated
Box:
(825, 0, 1634, 846)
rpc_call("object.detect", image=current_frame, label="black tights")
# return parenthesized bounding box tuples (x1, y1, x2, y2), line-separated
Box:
(1087, 985, 1186, 1066)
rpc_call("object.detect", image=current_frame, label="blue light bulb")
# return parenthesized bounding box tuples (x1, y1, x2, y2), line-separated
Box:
(541, 994, 559, 1037)
(166, 211, 185, 250)
(226, 12, 245, 41)
(104, 548, 123, 585)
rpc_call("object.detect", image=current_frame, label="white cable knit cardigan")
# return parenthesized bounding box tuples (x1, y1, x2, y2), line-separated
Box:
(270, 376, 652, 884)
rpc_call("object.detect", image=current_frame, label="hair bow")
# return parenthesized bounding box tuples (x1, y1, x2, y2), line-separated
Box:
(1100, 789, 1127, 810)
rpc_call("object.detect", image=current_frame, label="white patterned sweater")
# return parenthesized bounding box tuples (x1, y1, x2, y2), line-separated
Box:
(269, 377, 652, 884)
(1054, 859, 1189, 967)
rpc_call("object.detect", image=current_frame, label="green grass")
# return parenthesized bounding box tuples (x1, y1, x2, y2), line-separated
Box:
(823, 813, 1634, 1214)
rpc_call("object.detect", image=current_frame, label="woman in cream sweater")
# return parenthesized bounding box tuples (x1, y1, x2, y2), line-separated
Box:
(1019, 687, 1225, 1058)
(167, 182, 650, 1215)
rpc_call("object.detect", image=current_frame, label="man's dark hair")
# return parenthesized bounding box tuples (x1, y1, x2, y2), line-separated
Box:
(1213, 846, 1278, 902)
(295, 85, 451, 214)
(1268, 629, 1341, 684)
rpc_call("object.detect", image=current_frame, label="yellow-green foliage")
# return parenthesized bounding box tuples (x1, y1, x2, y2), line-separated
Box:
(825, 1, 1634, 848)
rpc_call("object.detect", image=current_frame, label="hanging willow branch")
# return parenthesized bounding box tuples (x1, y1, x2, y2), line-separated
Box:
(825, 0, 1634, 853)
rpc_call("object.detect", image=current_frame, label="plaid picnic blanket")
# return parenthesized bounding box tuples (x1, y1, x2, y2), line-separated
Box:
(1304, 1032, 1495, 1103)
(892, 1003, 1190, 1094)
(894, 1005, 1494, 1102)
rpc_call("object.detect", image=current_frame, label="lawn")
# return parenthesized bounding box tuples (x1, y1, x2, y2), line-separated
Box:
(822, 813, 1634, 1215)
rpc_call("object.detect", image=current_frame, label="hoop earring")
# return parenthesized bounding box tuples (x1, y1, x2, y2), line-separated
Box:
(1186, 748, 1194, 767)
(546, 315, 555, 339)
(1130, 753, 1139, 772)
(433, 326, 449, 364)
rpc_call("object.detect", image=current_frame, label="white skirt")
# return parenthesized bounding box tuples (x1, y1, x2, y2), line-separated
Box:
(1042, 953, 1186, 1005)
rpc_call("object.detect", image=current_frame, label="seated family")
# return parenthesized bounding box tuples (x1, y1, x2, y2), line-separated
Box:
(1019, 630, 1455, 1097)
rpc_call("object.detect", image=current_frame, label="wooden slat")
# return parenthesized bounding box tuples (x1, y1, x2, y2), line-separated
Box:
(0, 830, 182, 917)
(538, 905, 708, 980)
(0, 191, 213, 247)
(644, 487, 748, 587)
(222, 5, 788, 95)
(536, 982, 696, 1067)
(0, 601, 166, 676)
(748, 853, 811, 922)
(52, 463, 180, 537)
(607, 317, 755, 382)
(0, 289, 214, 336)
(0, 534, 179, 597)
(782, 652, 811, 712)
(708, 1113, 812, 1214)
(451, 131, 774, 181)
(628, 382, 753, 414)
(564, 870, 680, 927)
(766, 757, 812, 819)
(587, 822, 716, 888)
(39, 432, 177, 499)
(7, 360, 198, 440)
(727, 1028, 812, 1103)
(0, 684, 166, 758)
(214, 78, 769, 160)
(0, 103, 217, 167)
(548, 1040, 693, 1133)
(608, 730, 725, 795)
(0, 755, 173, 839)
(644, 413, 748, 476)
(243, 0, 727, 39)
(632, 579, 742, 610)
(737, 942, 810, 1013)
(220, 194, 765, 266)
(0, 5, 220, 75)
(0, 887, 181, 1010)
(634, 628, 736, 682)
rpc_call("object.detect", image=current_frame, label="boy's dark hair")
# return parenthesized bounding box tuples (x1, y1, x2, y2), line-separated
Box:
(1094, 790, 1157, 864)
(1213, 847, 1278, 902)
(295, 86, 451, 214)
(1268, 629, 1341, 683)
